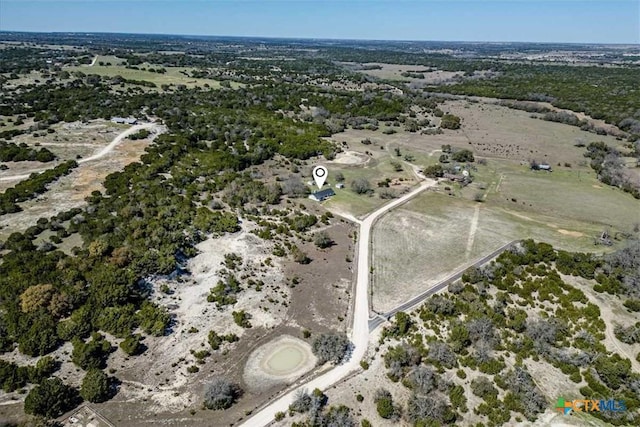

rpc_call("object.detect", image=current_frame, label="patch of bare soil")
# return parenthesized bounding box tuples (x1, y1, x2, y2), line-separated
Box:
(94, 218, 354, 426)
(285, 221, 355, 333)
(110, 227, 287, 411)
(557, 229, 584, 237)
(0, 136, 152, 240)
(330, 151, 370, 166)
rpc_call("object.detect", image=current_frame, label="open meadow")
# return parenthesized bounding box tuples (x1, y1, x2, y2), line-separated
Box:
(365, 100, 639, 312)
(64, 58, 242, 90)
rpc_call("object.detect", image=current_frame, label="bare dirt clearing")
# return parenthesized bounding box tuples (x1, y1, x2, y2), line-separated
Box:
(0, 120, 128, 185)
(329, 150, 370, 165)
(94, 218, 355, 426)
(0, 123, 161, 239)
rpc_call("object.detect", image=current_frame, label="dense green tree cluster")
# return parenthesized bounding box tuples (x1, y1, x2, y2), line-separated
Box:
(127, 128, 151, 140)
(582, 141, 640, 198)
(24, 377, 80, 418)
(438, 64, 640, 127)
(0, 141, 56, 162)
(71, 333, 112, 370)
(0, 46, 89, 73)
(451, 149, 474, 163)
(80, 368, 113, 403)
(0, 357, 57, 392)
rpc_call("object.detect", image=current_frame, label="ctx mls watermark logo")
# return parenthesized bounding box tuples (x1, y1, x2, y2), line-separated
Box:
(555, 397, 626, 415)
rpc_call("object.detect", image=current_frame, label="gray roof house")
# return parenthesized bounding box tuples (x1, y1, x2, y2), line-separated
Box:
(308, 188, 336, 202)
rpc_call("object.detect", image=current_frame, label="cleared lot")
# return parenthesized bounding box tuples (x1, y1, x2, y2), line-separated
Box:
(371, 193, 510, 312)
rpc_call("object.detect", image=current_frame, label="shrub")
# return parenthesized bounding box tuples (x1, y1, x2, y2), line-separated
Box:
(208, 330, 223, 350)
(80, 368, 112, 403)
(312, 334, 351, 364)
(24, 377, 80, 418)
(350, 177, 372, 194)
(374, 389, 396, 419)
(289, 389, 312, 413)
(313, 231, 333, 249)
(440, 114, 461, 130)
(232, 310, 252, 328)
(120, 334, 144, 356)
(291, 246, 311, 264)
(203, 377, 241, 410)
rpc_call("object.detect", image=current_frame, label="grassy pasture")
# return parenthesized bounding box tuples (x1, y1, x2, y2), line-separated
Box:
(92, 54, 126, 66)
(371, 183, 636, 312)
(324, 150, 419, 218)
(474, 161, 639, 232)
(367, 100, 639, 311)
(341, 62, 464, 84)
(371, 193, 510, 311)
(65, 62, 239, 90)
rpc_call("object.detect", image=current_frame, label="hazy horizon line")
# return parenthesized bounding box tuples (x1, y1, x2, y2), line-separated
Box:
(2, 30, 638, 47)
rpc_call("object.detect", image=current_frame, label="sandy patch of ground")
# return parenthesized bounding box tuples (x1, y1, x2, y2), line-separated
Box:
(111, 225, 287, 412)
(557, 229, 584, 237)
(0, 124, 159, 239)
(243, 335, 316, 393)
(330, 151, 370, 165)
(465, 204, 481, 257)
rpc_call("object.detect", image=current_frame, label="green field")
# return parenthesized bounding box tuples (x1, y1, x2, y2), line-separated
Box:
(371, 177, 636, 312)
(460, 158, 639, 234)
(65, 62, 241, 90)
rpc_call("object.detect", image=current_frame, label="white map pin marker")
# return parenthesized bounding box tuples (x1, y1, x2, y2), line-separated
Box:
(312, 165, 328, 189)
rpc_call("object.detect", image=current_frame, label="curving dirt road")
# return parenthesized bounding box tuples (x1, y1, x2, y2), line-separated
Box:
(0, 123, 161, 183)
(240, 178, 437, 427)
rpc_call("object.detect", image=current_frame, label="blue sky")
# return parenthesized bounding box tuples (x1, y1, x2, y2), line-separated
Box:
(0, 1, 638, 44)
